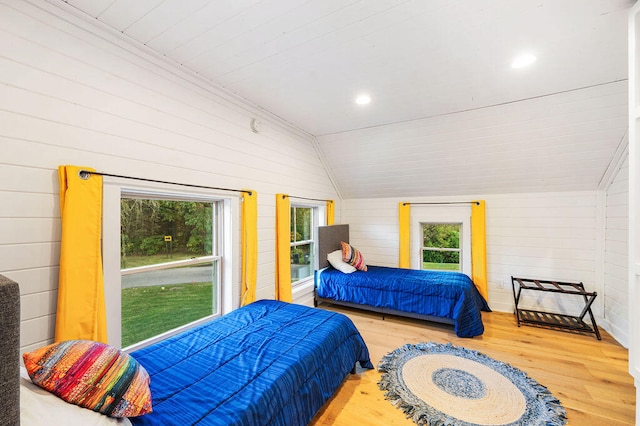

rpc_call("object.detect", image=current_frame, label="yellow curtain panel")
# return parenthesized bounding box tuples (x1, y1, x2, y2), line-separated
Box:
(241, 190, 258, 306)
(275, 194, 292, 302)
(398, 202, 411, 268)
(55, 166, 107, 343)
(326, 200, 335, 225)
(471, 200, 489, 301)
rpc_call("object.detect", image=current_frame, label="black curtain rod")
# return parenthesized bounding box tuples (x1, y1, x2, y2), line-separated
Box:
(402, 201, 480, 206)
(282, 194, 333, 203)
(79, 170, 252, 196)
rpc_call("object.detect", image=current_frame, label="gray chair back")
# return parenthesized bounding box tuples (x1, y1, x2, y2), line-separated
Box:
(0, 274, 20, 425)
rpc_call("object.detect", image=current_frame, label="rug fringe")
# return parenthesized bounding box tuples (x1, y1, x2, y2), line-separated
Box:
(377, 342, 568, 426)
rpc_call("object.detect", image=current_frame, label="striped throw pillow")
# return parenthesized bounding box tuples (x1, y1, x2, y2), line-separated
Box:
(23, 340, 152, 418)
(341, 241, 368, 271)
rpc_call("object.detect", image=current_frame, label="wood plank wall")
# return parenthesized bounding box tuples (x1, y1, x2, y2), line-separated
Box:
(0, 0, 339, 353)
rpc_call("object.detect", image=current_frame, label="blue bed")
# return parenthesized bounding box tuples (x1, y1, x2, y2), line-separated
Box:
(129, 299, 372, 426)
(315, 224, 489, 338)
(316, 266, 489, 337)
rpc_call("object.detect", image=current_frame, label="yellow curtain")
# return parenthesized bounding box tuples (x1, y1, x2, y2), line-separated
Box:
(398, 202, 411, 268)
(275, 194, 292, 302)
(55, 166, 107, 343)
(471, 200, 489, 301)
(326, 200, 335, 225)
(241, 190, 258, 306)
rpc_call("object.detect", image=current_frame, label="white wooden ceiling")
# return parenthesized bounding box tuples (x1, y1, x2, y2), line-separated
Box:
(59, 0, 631, 198)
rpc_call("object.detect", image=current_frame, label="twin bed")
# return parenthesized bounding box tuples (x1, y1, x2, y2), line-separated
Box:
(128, 300, 372, 425)
(315, 224, 490, 338)
(2, 274, 372, 426)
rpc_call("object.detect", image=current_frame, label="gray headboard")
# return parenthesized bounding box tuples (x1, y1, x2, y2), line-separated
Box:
(317, 224, 349, 269)
(0, 274, 20, 425)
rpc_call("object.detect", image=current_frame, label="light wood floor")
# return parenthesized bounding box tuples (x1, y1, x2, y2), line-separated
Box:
(310, 304, 636, 425)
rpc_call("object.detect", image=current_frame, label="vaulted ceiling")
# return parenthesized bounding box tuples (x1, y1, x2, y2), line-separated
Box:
(59, 0, 631, 198)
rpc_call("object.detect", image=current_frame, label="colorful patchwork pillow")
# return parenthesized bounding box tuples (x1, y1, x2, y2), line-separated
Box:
(23, 340, 152, 418)
(341, 241, 367, 271)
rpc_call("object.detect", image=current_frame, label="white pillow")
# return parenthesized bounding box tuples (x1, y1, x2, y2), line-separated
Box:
(20, 368, 132, 426)
(327, 250, 357, 273)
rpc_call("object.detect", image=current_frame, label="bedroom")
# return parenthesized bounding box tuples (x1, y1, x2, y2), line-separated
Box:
(0, 0, 636, 424)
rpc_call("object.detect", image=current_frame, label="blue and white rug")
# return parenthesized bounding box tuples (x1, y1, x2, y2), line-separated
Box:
(378, 342, 567, 426)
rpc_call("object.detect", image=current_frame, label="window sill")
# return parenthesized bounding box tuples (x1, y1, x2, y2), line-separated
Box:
(292, 278, 314, 295)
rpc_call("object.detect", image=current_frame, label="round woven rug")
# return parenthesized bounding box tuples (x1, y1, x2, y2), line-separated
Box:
(378, 342, 567, 426)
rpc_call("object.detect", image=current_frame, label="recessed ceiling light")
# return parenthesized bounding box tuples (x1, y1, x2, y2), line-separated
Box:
(355, 95, 371, 105)
(511, 53, 536, 69)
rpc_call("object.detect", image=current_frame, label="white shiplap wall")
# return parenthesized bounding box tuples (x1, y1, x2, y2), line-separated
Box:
(342, 191, 608, 332)
(604, 154, 629, 347)
(0, 0, 339, 354)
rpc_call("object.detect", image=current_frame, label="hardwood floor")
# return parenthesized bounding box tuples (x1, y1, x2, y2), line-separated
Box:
(310, 304, 636, 425)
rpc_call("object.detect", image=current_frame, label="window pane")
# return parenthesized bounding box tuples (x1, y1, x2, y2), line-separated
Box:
(291, 207, 312, 242)
(121, 199, 213, 265)
(290, 205, 315, 284)
(120, 198, 217, 348)
(422, 223, 461, 272)
(291, 242, 313, 283)
(423, 224, 460, 249)
(422, 249, 460, 271)
(121, 261, 216, 347)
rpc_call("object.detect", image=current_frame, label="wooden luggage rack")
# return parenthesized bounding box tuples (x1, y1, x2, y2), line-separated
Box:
(511, 276, 601, 340)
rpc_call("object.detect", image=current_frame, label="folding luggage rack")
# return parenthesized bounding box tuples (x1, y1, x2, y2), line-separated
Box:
(511, 276, 601, 340)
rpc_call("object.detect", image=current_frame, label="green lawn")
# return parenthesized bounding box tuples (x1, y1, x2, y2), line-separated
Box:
(422, 262, 460, 271)
(121, 281, 213, 348)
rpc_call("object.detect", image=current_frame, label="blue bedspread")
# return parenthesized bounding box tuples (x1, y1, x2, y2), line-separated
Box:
(129, 300, 372, 426)
(316, 266, 490, 337)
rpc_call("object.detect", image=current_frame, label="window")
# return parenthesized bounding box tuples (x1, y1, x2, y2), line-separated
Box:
(421, 223, 461, 272)
(290, 205, 317, 284)
(119, 195, 222, 349)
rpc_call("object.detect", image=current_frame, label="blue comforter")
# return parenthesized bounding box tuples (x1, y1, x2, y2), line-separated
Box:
(316, 266, 490, 337)
(129, 300, 372, 426)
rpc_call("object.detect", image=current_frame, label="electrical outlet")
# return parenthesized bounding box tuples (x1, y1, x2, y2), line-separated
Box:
(499, 278, 510, 290)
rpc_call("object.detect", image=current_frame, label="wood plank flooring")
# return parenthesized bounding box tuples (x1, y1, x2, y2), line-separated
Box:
(310, 304, 636, 425)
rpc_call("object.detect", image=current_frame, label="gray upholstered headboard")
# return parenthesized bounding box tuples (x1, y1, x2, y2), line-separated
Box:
(317, 224, 349, 269)
(0, 274, 20, 425)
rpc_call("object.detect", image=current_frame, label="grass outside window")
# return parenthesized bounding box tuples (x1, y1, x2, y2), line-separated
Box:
(121, 281, 213, 348)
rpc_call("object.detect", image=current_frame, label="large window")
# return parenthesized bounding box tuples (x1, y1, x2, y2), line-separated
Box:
(290, 205, 316, 284)
(120, 196, 221, 348)
(421, 223, 461, 272)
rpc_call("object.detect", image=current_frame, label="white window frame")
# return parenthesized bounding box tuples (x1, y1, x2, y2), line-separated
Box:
(410, 205, 472, 276)
(102, 180, 239, 350)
